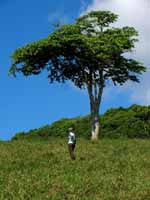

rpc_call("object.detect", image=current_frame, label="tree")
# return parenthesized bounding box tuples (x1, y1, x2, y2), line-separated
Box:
(9, 11, 146, 140)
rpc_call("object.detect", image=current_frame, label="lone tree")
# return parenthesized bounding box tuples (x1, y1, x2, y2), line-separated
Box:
(10, 11, 146, 140)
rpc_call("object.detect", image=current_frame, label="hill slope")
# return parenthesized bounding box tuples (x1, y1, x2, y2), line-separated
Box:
(0, 139, 150, 199)
(12, 104, 150, 140)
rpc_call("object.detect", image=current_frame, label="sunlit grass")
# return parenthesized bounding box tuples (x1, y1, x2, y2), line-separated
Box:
(0, 139, 149, 199)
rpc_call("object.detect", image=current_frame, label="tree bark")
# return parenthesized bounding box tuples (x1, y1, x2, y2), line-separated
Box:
(87, 79, 103, 140)
(91, 113, 100, 140)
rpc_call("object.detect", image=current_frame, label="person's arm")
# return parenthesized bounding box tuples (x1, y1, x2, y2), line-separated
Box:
(72, 133, 76, 143)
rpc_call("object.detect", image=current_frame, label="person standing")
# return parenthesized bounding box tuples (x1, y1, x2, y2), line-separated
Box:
(68, 127, 76, 160)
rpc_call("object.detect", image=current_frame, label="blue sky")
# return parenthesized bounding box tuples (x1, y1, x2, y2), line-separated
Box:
(0, 0, 149, 140)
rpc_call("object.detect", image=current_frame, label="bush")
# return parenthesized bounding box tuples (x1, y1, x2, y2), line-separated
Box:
(12, 105, 150, 140)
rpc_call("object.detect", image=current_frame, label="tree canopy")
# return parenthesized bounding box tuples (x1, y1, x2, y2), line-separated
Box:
(10, 11, 146, 87)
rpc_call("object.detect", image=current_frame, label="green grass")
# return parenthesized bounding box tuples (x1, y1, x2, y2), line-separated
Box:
(0, 139, 150, 200)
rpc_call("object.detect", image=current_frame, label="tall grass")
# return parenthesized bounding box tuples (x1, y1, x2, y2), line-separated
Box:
(0, 139, 149, 199)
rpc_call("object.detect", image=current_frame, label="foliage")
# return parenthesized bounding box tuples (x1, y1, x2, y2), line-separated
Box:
(0, 139, 150, 199)
(10, 11, 146, 88)
(101, 105, 150, 138)
(13, 125, 52, 140)
(12, 105, 150, 140)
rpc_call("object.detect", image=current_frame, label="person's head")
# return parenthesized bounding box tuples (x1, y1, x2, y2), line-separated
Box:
(68, 127, 73, 132)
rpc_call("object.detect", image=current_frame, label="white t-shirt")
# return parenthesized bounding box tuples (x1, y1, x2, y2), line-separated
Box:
(68, 132, 76, 144)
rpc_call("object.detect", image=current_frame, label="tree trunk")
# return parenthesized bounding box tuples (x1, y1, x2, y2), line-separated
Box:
(91, 115, 100, 140)
(87, 80, 103, 140)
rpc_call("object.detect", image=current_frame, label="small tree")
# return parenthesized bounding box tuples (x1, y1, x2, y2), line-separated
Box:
(9, 11, 146, 140)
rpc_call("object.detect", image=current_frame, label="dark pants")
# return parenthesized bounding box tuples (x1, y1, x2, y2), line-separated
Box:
(68, 143, 76, 160)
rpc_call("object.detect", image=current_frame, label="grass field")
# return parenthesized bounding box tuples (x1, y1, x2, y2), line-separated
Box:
(0, 138, 150, 200)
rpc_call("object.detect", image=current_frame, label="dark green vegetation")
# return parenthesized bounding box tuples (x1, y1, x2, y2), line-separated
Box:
(9, 10, 146, 139)
(0, 139, 150, 199)
(12, 105, 150, 140)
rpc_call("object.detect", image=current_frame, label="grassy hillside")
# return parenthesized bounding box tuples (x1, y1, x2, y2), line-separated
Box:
(12, 104, 150, 140)
(0, 139, 150, 199)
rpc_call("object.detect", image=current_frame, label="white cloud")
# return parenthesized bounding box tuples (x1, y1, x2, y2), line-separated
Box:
(83, 0, 150, 105)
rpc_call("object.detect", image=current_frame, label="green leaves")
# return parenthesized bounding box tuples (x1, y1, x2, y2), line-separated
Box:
(77, 10, 118, 32)
(9, 10, 146, 88)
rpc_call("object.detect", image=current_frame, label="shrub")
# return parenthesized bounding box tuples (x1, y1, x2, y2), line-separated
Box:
(12, 105, 150, 140)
